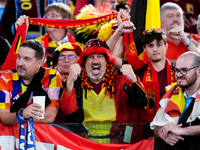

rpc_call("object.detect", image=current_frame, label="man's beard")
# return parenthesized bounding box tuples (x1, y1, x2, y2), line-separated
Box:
(17, 66, 27, 77)
(88, 70, 105, 82)
(152, 58, 161, 62)
(177, 72, 198, 89)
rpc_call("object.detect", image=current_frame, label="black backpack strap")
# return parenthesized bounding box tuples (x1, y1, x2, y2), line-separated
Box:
(178, 98, 195, 126)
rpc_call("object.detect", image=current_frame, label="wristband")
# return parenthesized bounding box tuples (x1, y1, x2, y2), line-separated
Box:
(186, 34, 191, 39)
(16, 108, 26, 122)
(185, 39, 193, 47)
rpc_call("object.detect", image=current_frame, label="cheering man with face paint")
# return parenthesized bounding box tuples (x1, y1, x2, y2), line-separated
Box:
(60, 38, 147, 143)
(151, 51, 200, 149)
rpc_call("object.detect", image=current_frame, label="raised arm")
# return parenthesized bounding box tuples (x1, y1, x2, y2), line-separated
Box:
(107, 9, 135, 53)
(168, 26, 200, 55)
(66, 63, 81, 95)
(106, 10, 136, 70)
(15, 15, 29, 32)
(120, 64, 147, 108)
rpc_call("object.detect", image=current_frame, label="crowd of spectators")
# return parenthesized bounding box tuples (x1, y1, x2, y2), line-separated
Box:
(1, 0, 200, 149)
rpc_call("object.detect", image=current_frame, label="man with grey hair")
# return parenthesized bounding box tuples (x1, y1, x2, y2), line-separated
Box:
(151, 51, 200, 149)
(160, 2, 200, 62)
(160, 0, 200, 34)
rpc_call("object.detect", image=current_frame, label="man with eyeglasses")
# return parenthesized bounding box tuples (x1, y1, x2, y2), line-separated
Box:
(49, 42, 82, 81)
(150, 51, 200, 149)
(15, 3, 75, 67)
(47, 42, 82, 123)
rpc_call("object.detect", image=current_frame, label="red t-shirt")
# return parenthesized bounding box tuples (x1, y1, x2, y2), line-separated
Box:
(166, 33, 200, 60)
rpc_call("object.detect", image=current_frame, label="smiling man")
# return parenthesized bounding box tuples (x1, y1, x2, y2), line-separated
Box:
(151, 51, 200, 149)
(60, 38, 147, 143)
(0, 39, 62, 125)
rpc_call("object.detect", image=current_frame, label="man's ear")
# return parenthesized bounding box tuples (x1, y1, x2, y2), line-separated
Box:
(165, 43, 168, 52)
(143, 46, 146, 52)
(161, 20, 164, 28)
(38, 59, 43, 66)
(196, 66, 200, 77)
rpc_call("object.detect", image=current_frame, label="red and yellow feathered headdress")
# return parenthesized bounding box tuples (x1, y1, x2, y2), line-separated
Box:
(75, 3, 118, 50)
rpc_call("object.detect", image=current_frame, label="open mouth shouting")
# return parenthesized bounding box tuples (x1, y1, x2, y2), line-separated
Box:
(91, 63, 101, 76)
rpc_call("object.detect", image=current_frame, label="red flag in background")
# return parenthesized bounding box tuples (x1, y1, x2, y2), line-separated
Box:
(1, 22, 27, 70)
(124, 32, 146, 70)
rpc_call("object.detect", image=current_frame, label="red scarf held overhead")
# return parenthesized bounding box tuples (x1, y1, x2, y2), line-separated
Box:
(1, 13, 117, 70)
(123, 32, 146, 70)
(29, 13, 117, 29)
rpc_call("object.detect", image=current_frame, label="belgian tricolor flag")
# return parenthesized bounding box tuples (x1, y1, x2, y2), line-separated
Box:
(1, 22, 27, 70)
(129, 0, 161, 62)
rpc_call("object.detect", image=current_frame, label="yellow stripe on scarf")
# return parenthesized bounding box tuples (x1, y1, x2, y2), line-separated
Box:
(170, 86, 185, 114)
(165, 82, 177, 92)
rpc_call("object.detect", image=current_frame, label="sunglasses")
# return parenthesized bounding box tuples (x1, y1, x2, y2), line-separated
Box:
(143, 28, 165, 36)
(58, 55, 77, 61)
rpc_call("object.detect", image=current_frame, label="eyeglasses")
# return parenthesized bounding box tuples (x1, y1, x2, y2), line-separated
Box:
(143, 28, 165, 36)
(43, 13, 62, 19)
(58, 55, 77, 61)
(174, 66, 199, 76)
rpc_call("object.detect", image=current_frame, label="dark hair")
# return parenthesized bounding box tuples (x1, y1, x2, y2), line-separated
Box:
(20, 39, 45, 61)
(142, 32, 167, 47)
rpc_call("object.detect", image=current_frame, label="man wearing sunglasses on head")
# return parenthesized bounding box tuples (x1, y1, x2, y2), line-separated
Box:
(15, 3, 75, 67)
(136, 27, 199, 125)
(151, 51, 200, 149)
(107, 9, 200, 140)
(109, 25, 178, 140)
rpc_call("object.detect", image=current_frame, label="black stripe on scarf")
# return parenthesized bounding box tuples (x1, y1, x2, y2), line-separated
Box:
(10, 67, 51, 112)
